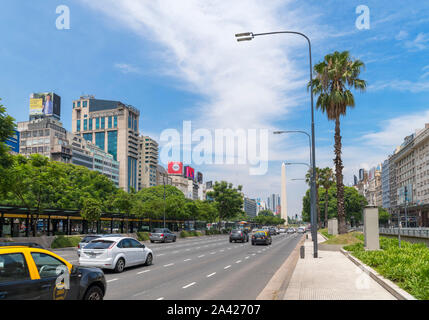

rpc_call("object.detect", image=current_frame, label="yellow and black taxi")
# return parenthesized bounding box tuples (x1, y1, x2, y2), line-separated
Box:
(251, 231, 272, 245)
(0, 242, 106, 300)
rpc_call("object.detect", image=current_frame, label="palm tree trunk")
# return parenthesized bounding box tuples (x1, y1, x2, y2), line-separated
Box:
(334, 117, 347, 234)
(324, 190, 329, 228)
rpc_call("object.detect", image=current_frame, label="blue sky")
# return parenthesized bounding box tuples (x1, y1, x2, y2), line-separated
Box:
(1, 0, 429, 217)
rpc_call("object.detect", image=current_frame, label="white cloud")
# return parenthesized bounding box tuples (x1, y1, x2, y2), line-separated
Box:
(404, 32, 429, 51)
(369, 79, 429, 93)
(114, 63, 141, 74)
(395, 30, 408, 41)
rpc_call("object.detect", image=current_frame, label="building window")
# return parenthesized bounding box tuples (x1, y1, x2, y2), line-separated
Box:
(108, 131, 118, 161)
(77, 120, 81, 132)
(114, 116, 118, 128)
(96, 118, 100, 129)
(73, 102, 75, 108)
(89, 118, 93, 130)
(83, 119, 87, 131)
(83, 133, 93, 143)
(83, 101, 87, 108)
(95, 132, 105, 150)
(77, 101, 81, 108)
(101, 117, 105, 129)
(134, 119, 137, 132)
(108, 116, 112, 129)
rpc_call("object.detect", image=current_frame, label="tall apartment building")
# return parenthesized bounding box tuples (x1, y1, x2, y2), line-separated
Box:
(267, 194, 280, 213)
(156, 165, 172, 186)
(243, 197, 257, 218)
(138, 136, 159, 190)
(18, 118, 119, 186)
(381, 159, 390, 209)
(71, 96, 140, 192)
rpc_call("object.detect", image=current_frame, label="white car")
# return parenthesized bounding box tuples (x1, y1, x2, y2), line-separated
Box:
(79, 237, 153, 273)
(278, 228, 286, 233)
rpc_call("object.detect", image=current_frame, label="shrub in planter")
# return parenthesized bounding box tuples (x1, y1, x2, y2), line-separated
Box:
(137, 232, 150, 241)
(51, 235, 82, 249)
(180, 231, 190, 238)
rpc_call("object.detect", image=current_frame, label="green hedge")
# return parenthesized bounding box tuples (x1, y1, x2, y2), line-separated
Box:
(51, 235, 82, 249)
(205, 229, 222, 235)
(180, 230, 203, 238)
(137, 232, 150, 241)
(344, 237, 429, 300)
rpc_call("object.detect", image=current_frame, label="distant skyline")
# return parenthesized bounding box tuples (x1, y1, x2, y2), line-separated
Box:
(1, 1, 429, 217)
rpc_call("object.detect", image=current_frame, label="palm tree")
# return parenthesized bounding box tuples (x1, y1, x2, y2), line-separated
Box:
(306, 167, 322, 229)
(310, 51, 366, 234)
(319, 167, 335, 228)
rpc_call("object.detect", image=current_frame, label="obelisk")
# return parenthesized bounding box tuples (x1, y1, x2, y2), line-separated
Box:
(281, 163, 288, 225)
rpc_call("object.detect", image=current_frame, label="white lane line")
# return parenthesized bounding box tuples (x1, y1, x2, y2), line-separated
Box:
(252, 253, 256, 256)
(173, 251, 179, 253)
(236, 260, 242, 264)
(133, 291, 147, 297)
(198, 254, 205, 258)
(224, 265, 231, 269)
(210, 252, 216, 254)
(163, 263, 174, 267)
(196, 247, 201, 249)
(137, 270, 151, 275)
(207, 272, 216, 278)
(245, 256, 249, 259)
(157, 297, 165, 300)
(184, 258, 191, 262)
(220, 249, 225, 252)
(182, 282, 196, 289)
(186, 249, 191, 251)
(158, 254, 165, 256)
(107, 278, 118, 283)
(228, 248, 232, 250)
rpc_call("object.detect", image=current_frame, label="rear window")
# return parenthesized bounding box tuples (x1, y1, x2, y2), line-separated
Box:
(84, 240, 114, 249)
(153, 229, 164, 233)
(231, 230, 241, 233)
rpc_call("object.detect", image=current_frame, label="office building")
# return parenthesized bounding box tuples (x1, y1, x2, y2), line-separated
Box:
(381, 159, 390, 209)
(138, 136, 159, 190)
(5, 130, 20, 155)
(243, 197, 257, 218)
(72, 96, 140, 191)
(156, 165, 172, 186)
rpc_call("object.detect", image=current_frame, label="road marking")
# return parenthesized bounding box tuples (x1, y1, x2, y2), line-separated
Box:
(137, 270, 151, 274)
(186, 249, 191, 251)
(107, 278, 118, 283)
(228, 248, 231, 250)
(163, 263, 174, 267)
(184, 258, 191, 262)
(157, 297, 164, 300)
(173, 251, 179, 253)
(236, 260, 242, 264)
(133, 291, 147, 297)
(224, 265, 231, 269)
(158, 254, 165, 256)
(210, 252, 216, 254)
(245, 256, 249, 259)
(252, 253, 256, 256)
(220, 249, 224, 252)
(207, 272, 216, 278)
(196, 247, 201, 249)
(198, 254, 205, 258)
(182, 282, 196, 289)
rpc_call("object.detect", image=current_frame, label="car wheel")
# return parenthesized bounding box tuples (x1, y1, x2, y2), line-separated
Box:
(114, 258, 125, 273)
(229, 239, 232, 243)
(83, 285, 104, 300)
(145, 253, 153, 266)
(150, 240, 154, 243)
(173, 237, 176, 242)
(251, 241, 255, 245)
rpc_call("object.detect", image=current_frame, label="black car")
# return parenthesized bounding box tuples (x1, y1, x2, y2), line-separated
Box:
(251, 232, 272, 245)
(0, 243, 106, 300)
(229, 229, 249, 243)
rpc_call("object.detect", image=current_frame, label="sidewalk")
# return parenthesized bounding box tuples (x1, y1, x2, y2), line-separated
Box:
(283, 233, 396, 300)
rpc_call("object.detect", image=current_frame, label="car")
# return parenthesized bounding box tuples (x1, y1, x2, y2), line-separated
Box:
(286, 228, 296, 234)
(229, 229, 249, 243)
(251, 232, 272, 245)
(0, 242, 106, 300)
(79, 237, 153, 273)
(77, 234, 122, 256)
(297, 227, 306, 233)
(278, 228, 286, 233)
(268, 227, 277, 236)
(149, 228, 176, 243)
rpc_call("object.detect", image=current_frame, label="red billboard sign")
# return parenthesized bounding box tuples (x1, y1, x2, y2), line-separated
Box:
(168, 161, 183, 175)
(184, 166, 195, 180)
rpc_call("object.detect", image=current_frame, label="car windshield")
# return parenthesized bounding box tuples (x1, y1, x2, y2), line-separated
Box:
(84, 240, 114, 249)
(153, 229, 164, 233)
(254, 233, 265, 238)
(232, 230, 241, 233)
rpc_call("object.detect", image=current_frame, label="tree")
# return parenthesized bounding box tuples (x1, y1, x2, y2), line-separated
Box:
(206, 181, 243, 229)
(196, 200, 218, 224)
(0, 101, 16, 168)
(310, 51, 366, 234)
(81, 198, 102, 228)
(257, 209, 275, 217)
(306, 167, 322, 228)
(319, 167, 335, 227)
(378, 207, 390, 227)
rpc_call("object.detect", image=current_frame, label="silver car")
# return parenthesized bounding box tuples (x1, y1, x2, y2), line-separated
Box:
(79, 237, 153, 273)
(149, 228, 176, 243)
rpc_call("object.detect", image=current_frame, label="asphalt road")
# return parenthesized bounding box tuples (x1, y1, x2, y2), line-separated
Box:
(53, 233, 302, 300)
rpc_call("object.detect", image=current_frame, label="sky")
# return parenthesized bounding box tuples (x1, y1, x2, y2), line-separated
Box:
(1, 0, 429, 218)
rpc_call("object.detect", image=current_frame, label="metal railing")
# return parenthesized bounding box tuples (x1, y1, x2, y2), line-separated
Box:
(379, 227, 429, 239)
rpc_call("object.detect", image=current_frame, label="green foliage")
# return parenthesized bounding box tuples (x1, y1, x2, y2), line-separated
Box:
(136, 232, 150, 241)
(81, 198, 102, 222)
(0, 102, 16, 168)
(206, 181, 243, 227)
(251, 214, 285, 226)
(345, 237, 429, 300)
(302, 185, 367, 223)
(51, 235, 82, 249)
(180, 230, 203, 238)
(205, 229, 222, 235)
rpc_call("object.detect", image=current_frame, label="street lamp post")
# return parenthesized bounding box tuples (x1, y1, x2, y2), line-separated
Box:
(237, 31, 318, 258)
(163, 175, 166, 229)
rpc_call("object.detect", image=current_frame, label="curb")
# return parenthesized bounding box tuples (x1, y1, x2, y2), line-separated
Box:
(340, 248, 417, 300)
(256, 235, 305, 300)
